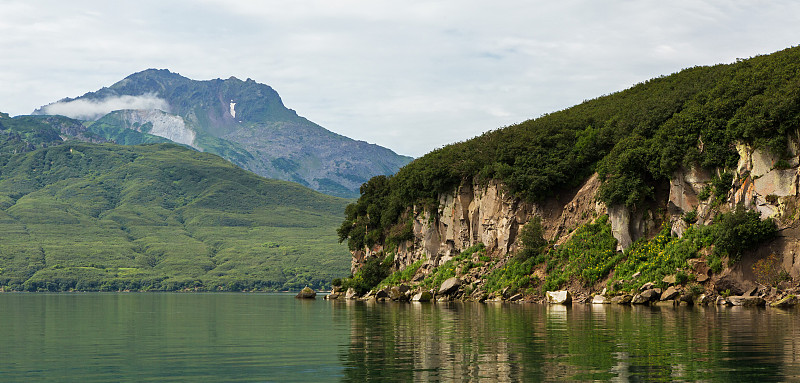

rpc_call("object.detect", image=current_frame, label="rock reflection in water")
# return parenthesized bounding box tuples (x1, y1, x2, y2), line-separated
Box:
(337, 300, 800, 381)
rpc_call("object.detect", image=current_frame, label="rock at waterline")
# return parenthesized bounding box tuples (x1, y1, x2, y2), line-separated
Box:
(592, 295, 609, 304)
(438, 277, 461, 295)
(772, 295, 798, 308)
(546, 290, 571, 304)
(727, 296, 766, 306)
(411, 291, 433, 302)
(632, 289, 659, 304)
(661, 286, 679, 301)
(295, 286, 316, 299)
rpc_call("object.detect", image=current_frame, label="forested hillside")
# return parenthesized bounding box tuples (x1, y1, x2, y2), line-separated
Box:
(331, 46, 800, 304)
(339, 46, 800, 252)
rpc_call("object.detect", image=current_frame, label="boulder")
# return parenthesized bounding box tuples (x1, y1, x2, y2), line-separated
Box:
(727, 296, 766, 306)
(345, 288, 357, 299)
(716, 296, 728, 305)
(611, 294, 633, 305)
(662, 275, 676, 286)
(696, 274, 709, 283)
(389, 286, 409, 301)
(632, 289, 659, 304)
(411, 291, 433, 302)
(375, 289, 389, 299)
(715, 274, 747, 296)
(295, 286, 316, 299)
(661, 286, 679, 301)
(438, 277, 461, 295)
(639, 282, 655, 292)
(546, 290, 571, 304)
(592, 295, 609, 304)
(696, 294, 714, 305)
(771, 295, 798, 308)
(324, 292, 341, 300)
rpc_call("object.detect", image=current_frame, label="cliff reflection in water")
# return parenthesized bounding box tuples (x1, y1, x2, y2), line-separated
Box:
(336, 301, 800, 382)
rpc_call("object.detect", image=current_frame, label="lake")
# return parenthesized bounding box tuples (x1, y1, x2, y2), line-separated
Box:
(0, 293, 797, 382)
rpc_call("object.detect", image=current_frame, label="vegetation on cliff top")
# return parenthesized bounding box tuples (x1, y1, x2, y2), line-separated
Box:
(339, 46, 800, 251)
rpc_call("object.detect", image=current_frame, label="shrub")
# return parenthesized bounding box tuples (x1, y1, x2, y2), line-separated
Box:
(516, 216, 547, 261)
(675, 270, 690, 285)
(711, 206, 776, 262)
(752, 253, 789, 287)
(682, 210, 698, 224)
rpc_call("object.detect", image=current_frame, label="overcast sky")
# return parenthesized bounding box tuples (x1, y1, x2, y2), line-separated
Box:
(2, 1, 800, 157)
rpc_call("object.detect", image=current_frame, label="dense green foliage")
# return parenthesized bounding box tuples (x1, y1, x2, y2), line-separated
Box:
(0, 135, 351, 291)
(340, 46, 800, 250)
(610, 206, 775, 292)
(541, 216, 620, 290)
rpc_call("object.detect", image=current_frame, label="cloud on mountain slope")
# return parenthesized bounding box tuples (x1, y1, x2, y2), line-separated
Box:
(40, 93, 170, 120)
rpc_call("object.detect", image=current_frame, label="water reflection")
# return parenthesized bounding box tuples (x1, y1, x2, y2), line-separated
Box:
(338, 301, 800, 382)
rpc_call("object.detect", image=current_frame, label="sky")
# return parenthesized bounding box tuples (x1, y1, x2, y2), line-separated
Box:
(2, 1, 800, 157)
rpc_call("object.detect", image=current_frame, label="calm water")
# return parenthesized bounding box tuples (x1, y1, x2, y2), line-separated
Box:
(1, 294, 798, 382)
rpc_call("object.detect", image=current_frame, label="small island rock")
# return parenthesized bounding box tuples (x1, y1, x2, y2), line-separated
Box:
(295, 286, 316, 299)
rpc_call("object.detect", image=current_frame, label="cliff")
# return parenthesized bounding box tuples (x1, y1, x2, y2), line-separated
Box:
(334, 46, 800, 305)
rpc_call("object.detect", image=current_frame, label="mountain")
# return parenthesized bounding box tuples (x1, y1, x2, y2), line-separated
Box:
(0, 112, 351, 291)
(333, 46, 800, 303)
(34, 69, 413, 198)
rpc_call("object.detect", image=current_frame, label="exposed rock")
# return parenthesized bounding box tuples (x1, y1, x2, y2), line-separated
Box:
(508, 293, 523, 302)
(324, 292, 341, 300)
(716, 296, 728, 305)
(611, 294, 633, 305)
(639, 282, 655, 291)
(661, 286, 679, 301)
(375, 289, 389, 299)
(411, 291, 433, 302)
(345, 288, 357, 299)
(631, 271, 642, 280)
(389, 286, 409, 301)
(696, 294, 714, 305)
(631, 293, 649, 305)
(662, 275, 676, 286)
(715, 274, 747, 296)
(592, 295, 609, 304)
(438, 277, 461, 295)
(771, 295, 798, 308)
(295, 286, 316, 299)
(546, 290, 571, 304)
(632, 289, 659, 304)
(608, 205, 634, 251)
(696, 274, 709, 283)
(727, 296, 766, 306)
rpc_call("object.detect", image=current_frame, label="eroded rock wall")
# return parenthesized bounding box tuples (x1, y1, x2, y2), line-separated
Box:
(353, 175, 607, 275)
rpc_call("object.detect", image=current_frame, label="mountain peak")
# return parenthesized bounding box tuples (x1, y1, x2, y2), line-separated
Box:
(33, 70, 413, 198)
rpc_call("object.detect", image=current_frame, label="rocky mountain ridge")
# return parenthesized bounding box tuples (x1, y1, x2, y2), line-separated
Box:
(34, 69, 413, 198)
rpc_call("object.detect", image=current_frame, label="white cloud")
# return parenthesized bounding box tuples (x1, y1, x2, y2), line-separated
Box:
(2, 1, 800, 156)
(40, 94, 170, 121)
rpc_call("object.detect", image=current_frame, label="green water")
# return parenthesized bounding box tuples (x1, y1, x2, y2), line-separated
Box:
(1, 294, 798, 382)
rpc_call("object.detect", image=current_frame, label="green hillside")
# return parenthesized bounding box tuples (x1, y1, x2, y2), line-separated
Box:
(0, 127, 351, 291)
(339, 46, 800, 251)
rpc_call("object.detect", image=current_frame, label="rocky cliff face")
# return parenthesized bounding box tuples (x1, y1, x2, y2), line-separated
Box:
(115, 110, 197, 148)
(353, 174, 609, 275)
(354, 135, 800, 287)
